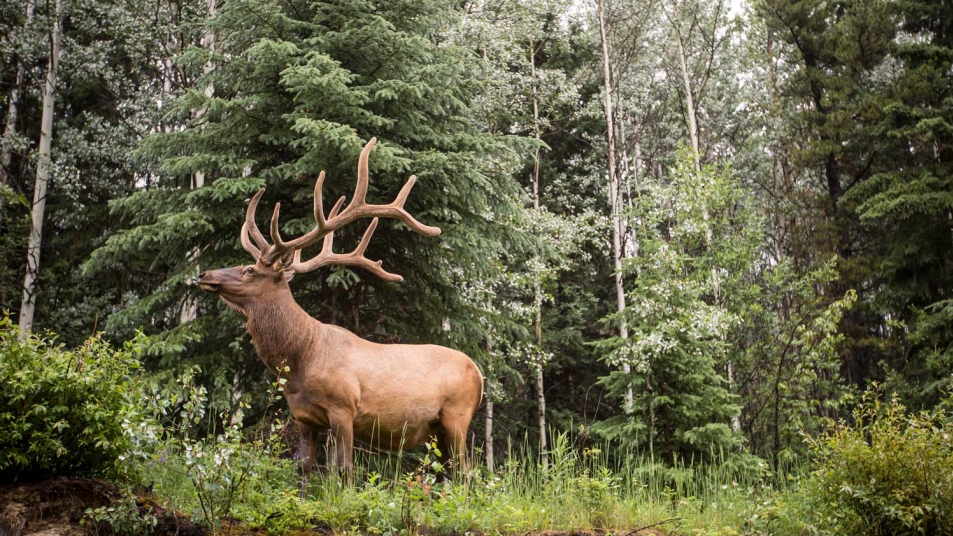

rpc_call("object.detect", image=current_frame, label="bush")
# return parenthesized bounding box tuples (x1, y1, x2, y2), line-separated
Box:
(0, 318, 142, 481)
(805, 389, 953, 535)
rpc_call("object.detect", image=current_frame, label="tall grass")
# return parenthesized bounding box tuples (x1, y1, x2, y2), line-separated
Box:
(141, 430, 797, 535)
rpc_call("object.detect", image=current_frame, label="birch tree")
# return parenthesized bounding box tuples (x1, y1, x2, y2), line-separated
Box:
(459, 0, 587, 465)
(664, 0, 741, 431)
(18, 0, 65, 336)
(179, 0, 217, 325)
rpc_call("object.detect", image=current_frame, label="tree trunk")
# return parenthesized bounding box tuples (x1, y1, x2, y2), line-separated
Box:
(19, 0, 63, 337)
(671, 3, 741, 434)
(485, 299, 496, 473)
(485, 395, 494, 472)
(673, 8, 702, 173)
(529, 44, 549, 468)
(190, 0, 216, 190)
(596, 0, 633, 413)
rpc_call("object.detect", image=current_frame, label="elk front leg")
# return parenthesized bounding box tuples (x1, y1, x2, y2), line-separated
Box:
(296, 421, 320, 497)
(328, 411, 355, 482)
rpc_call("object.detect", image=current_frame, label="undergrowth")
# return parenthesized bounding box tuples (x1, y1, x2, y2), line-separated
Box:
(6, 326, 952, 536)
(138, 421, 790, 536)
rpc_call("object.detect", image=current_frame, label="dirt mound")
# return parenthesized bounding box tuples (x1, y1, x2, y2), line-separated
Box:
(0, 478, 204, 536)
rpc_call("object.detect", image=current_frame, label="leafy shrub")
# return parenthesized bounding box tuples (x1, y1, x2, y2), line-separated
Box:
(805, 389, 953, 535)
(0, 318, 142, 480)
(133, 368, 297, 530)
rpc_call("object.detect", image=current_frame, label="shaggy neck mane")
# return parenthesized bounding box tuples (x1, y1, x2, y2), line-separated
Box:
(242, 287, 319, 372)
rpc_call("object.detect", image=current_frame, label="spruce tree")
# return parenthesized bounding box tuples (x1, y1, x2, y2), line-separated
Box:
(756, 0, 898, 387)
(85, 0, 525, 418)
(846, 0, 953, 406)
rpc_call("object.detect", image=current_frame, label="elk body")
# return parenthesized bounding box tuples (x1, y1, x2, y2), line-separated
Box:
(198, 139, 483, 489)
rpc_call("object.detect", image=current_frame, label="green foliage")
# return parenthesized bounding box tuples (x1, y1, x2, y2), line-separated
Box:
(804, 390, 953, 535)
(0, 318, 142, 481)
(0, 0, 199, 345)
(126, 366, 295, 530)
(84, 0, 529, 422)
(843, 0, 953, 409)
(139, 429, 771, 536)
(82, 490, 159, 536)
(596, 152, 754, 461)
(738, 258, 858, 467)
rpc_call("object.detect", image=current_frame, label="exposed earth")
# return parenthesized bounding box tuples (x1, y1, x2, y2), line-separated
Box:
(0, 478, 203, 536)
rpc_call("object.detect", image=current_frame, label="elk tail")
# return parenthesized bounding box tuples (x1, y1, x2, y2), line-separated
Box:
(479, 371, 485, 406)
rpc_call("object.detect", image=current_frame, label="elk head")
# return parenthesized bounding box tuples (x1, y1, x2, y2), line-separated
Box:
(198, 138, 441, 310)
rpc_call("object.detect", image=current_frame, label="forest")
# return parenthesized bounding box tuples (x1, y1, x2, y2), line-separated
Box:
(0, 0, 951, 534)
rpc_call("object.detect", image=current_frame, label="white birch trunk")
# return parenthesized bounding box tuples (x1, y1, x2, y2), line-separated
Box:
(19, 0, 63, 337)
(596, 0, 633, 413)
(674, 20, 702, 173)
(530, 45, 549, 468)
(672, 5, 741, 433)
(485, 395, 494, 472)
(484, 298, 496, 472)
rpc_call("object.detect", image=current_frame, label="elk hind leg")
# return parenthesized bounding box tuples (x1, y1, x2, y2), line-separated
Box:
(436, 412, 471, 480)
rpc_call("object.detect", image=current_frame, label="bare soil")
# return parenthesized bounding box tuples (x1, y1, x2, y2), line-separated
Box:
(0, 478, 203, 536)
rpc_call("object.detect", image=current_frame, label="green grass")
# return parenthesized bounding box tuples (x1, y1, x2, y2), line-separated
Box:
(138, 432, 802, 536)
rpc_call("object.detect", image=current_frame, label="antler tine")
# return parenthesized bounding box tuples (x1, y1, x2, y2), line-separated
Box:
(258, 178, 337, 263)
(351, 136, 375, 208)
(255, 137, 441, 277)
(280, 138, 376, 253)
(321, 139, 441, 237)
(389, 175, 442, 236)
(290, 199, 341, 266)
(242, 189, 270, 260)
(240, 222, 261, 259)
(290, 213, 403, 282)
(269, 202, 284, 247)
(314, 171, 328, 227)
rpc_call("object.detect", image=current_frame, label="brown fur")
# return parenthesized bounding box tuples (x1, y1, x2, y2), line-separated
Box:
(198, 263, 483, 488)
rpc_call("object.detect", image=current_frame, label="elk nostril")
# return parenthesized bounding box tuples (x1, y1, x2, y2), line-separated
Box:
(198, 271, 208, 280)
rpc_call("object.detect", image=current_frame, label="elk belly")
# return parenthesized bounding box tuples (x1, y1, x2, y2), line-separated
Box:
(352, 410, 441, 451)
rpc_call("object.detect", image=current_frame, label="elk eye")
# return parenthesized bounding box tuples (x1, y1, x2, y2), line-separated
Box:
(243, 267, 255, 275)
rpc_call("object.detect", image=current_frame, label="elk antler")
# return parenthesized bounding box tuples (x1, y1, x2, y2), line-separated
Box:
(241, 138, 441, 281)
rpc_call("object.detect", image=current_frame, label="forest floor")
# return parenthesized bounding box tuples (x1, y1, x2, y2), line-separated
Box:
(0, 479, 203, 536)
(0, 479, 669, 536)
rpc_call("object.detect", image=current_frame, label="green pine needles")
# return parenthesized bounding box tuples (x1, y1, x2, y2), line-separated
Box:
(85, 0, 527, 408)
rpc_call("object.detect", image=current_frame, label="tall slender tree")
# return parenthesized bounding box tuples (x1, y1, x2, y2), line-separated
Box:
(18, 0, 64, 336)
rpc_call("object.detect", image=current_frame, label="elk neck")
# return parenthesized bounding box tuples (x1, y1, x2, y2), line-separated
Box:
(242, 285, 322, 373)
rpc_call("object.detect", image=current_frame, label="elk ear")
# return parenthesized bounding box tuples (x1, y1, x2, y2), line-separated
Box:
(274, 249, 296, 282)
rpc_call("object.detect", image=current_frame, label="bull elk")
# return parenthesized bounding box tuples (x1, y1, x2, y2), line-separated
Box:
(197, 138, 483, 490)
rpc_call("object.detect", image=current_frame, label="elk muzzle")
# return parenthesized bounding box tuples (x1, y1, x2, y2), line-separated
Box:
(197, 268, 234, 293)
